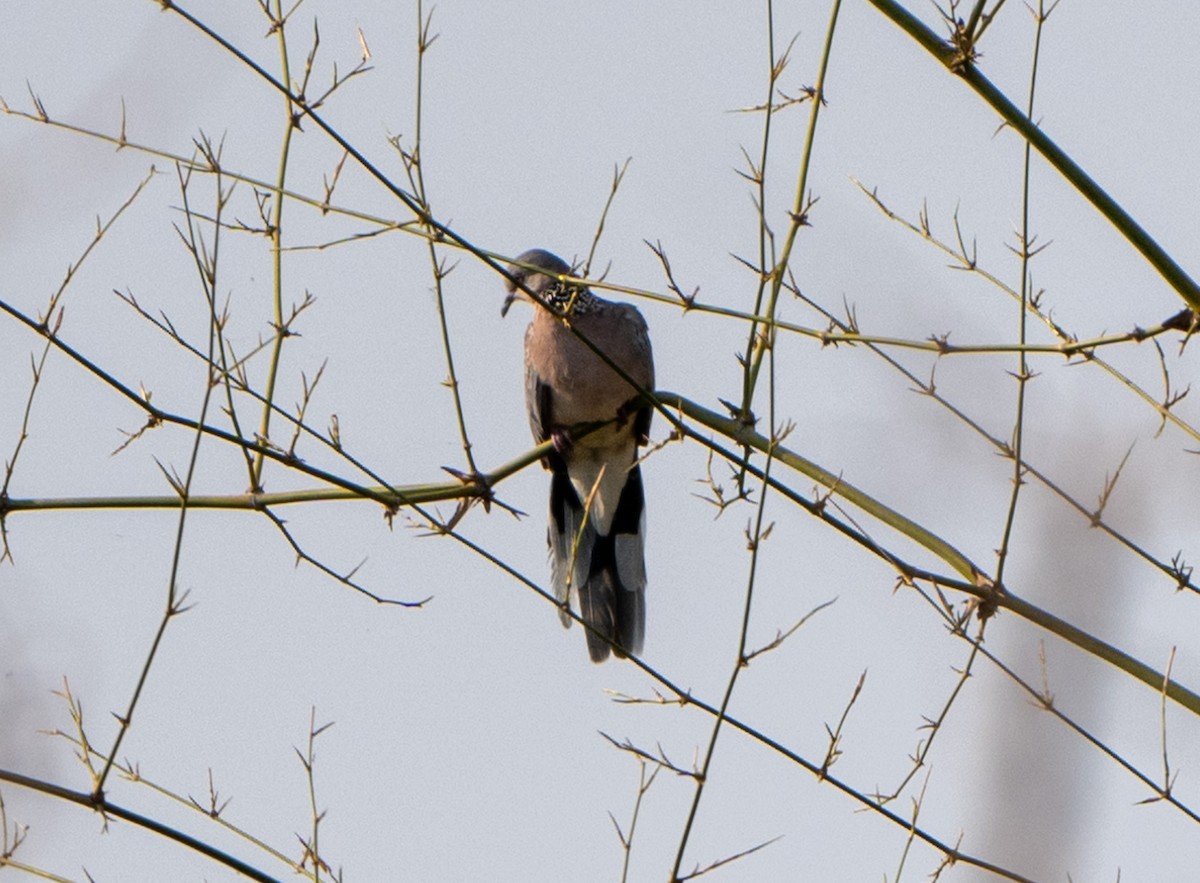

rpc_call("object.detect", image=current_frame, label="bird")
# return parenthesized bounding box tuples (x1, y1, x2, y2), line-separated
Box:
(502, 249, 655, 662)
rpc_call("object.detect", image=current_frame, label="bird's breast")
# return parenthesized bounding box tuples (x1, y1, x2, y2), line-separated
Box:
(527, 314, 652, 428)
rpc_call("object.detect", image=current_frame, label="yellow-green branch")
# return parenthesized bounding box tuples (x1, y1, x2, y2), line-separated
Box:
(863, 0, 1200, 310)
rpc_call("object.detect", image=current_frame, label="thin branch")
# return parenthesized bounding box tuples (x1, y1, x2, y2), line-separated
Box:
(584, 157, 631, 277)
(250, 0, 301, 490)
(392, 1, 481, 482)
(0, 767, 282, 883)
(612, 758, 658, 883)
(676, 835, 783, 881)
(96, 156, 229, 797)
(863, 0, 1200, 309)
(742, 596, 837, 664)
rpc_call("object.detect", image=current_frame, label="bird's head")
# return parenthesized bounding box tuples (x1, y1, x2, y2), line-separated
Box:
(501, 249, 573, 317)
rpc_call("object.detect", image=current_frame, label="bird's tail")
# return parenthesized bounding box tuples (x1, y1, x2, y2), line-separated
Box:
(549, 465, 646, 662)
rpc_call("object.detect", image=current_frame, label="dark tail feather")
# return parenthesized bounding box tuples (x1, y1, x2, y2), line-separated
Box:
(580, 535, 644, 662)
(579, 550, 620, 663)
(580, 466, 647, 662)
(549, 467, 590, 627)
(549, 463, 647, 663)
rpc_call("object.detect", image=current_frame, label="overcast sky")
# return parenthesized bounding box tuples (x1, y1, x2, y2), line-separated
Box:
(3, 2, 1200, 881)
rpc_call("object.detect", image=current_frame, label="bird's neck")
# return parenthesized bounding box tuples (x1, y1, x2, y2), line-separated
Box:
(544, 281, 599, 316)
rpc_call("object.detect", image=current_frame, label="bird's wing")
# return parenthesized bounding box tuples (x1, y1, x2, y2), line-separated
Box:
(524, 324, 554, 444)
(621, 303, 655, 444)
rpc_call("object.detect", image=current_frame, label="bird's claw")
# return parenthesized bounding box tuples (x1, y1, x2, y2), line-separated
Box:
(551, 429, 573, 454)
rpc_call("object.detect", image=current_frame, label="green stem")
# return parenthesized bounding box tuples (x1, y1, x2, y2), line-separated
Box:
(1, 437, 554, 514)
(657, 391, 1200, 717)
(863, 0, 1200, 309)
(252, 1, 298, 488)
(742, 0, 843, 409)
(738, 0, 779, 415)
(664, 391, 982, 582)
(0, 768, 281, 883)
(995, 0, 1047, 589)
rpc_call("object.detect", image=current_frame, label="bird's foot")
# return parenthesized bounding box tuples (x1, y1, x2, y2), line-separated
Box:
(551, 429, 573, 454)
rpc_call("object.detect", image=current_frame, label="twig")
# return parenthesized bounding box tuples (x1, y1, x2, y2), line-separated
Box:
(583, 157, 631, 277)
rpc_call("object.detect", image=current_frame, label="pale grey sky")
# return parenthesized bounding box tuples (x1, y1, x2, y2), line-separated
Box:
(3, 2, 1200, 881)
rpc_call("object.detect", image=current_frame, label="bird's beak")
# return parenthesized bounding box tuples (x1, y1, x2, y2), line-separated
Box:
(501, 289, 517, 317)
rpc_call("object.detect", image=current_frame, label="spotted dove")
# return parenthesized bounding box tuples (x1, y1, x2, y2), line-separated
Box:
(502, 249, 655, 662)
